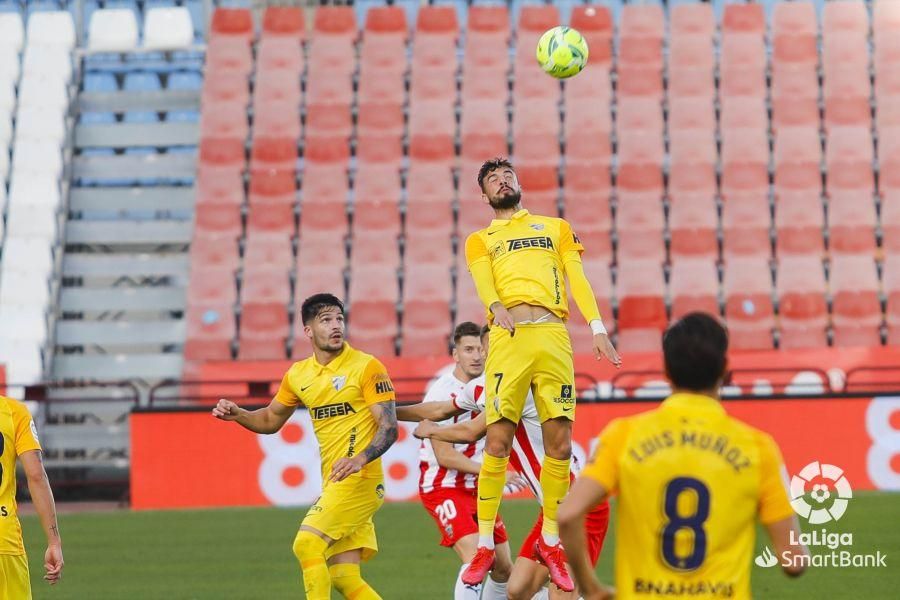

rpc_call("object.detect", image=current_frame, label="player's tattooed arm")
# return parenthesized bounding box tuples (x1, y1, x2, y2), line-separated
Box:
(363, 401, 399, 463)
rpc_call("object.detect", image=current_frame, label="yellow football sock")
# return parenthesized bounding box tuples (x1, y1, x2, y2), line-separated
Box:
(477, 452, 510, 545)
(330, 563, 382, 600)
(540, 456, 571, 541)
(292, 530, 331, 600)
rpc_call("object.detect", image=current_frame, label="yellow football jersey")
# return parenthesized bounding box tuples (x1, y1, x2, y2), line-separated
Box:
(275, 343, 395, 481)
(465, 209, 584, 321)
(581, 393, 794, 600)
(0, 397, 41, 555)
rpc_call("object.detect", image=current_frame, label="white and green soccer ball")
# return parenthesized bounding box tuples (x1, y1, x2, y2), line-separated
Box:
(535, 26, 589, 79)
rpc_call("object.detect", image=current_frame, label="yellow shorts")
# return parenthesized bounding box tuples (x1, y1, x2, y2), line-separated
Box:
(299, 474, 385, 562)
(0, 553, 30, 600)
(485, 322, 575, 425)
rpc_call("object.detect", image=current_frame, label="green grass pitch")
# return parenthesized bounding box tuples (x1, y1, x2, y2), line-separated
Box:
(21, 492, 899, 599)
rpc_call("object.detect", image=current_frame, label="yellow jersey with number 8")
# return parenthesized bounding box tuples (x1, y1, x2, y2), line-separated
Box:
(0, 397, 42, 555)
(580, 393, 794, 600)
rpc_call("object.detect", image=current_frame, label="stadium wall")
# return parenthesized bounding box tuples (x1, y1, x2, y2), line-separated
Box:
(132, 348, 900, 510)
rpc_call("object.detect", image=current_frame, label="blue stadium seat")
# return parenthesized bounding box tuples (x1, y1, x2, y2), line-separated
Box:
(79, 111, 117, 125)
(167, 71, 203, 90)
(124, 72, 162, 91)
(0, 1, 20, 15)
(184, 0, 205, 41)
(84, 72, 119, 92)
(165, 110, 199, 123)
(123, 111, 160, 123)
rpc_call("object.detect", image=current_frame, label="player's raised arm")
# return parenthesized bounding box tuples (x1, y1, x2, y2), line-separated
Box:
(560, 220, 621, 367)
(396, 400, 462, 423)
(21, 450, 63, 585)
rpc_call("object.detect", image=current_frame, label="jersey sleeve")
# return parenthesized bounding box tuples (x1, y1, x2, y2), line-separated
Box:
(579, 417, 629, 494)
(456, 379, 484, 412)
(465, 232, 490, 267)
(757, 432, 795, 524)
(274, 370, 301, 407)
(11, 401, 41, 456)
(558, 219, 586, 257)
(361, 358, 396, 406)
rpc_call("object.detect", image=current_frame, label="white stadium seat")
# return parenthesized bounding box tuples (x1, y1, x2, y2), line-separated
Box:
(15, 105, 65, 145)
(0, 14, 24, 53)
(0, 270, 51, 307)
(12, 140, 62, 180)
(0, 46, 20, 81)
(0, 146, 8, 182)
(22, 45, 72, 82)
(17, 76, 68, 113)
(88, 9, 139, 52)
(5, 202, 58, 239)
(26, 12, 76, 50)
(1, 237, 53, 275)
(143, 7, 194, 50)
(0, 78, 14, 112)
(9, 175, 61, 209)
(0, 111, 11, 146)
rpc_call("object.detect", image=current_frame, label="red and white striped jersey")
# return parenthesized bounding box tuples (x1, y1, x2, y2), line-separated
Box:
(457, 375, 581, 504)
(418, 372, 483, 494)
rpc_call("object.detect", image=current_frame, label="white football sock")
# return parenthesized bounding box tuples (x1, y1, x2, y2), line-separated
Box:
(482, 574, 507, 600)
(478, 535, 496, 550)
(531, 588, 550, 600)
(454, 563, 482, 600)
(541, 532, 560, 546)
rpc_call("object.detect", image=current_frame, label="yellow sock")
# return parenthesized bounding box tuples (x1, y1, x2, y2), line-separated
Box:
(329, 563, 382, 600)
(477, 452, 509, 546)
(540, 456, 571, 543)
(292, 530, 331, 600)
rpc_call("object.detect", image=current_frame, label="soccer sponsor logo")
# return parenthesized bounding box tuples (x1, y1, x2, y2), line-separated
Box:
(489, 241, 507, 260)
(375, 483, 385, 500)
(790, 461, 852, 524)
(29, 420, 39, 443)
(529, 223, 545, 231)
(331, 376, 346, 391)
(755, 547, 778, 568)
(553, 384, 575, 409)
(375, 379, 395, 395)
(506, 236, 555, 251)
(311, 402, 356, 420)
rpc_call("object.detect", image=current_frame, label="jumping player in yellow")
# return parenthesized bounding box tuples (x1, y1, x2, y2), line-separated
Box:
(0, 395, 64, 598)
(213, 293, 398, 600)
(559, 313, 808, 599)
(462, 158, 621, 591)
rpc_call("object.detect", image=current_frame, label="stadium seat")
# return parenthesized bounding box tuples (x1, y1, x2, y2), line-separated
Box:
(616, 66, 663, 99)
(720, 96, 767, 131)
(186, 266, 237, 307)
(569, 5, 612, 65)
(190, 232, 241, 274)
(828, 190, 877, 253)
(719, 66, 767, 99)
(721, 128, 769, 193)
(564, 66, 611, 101)
(616, 258, 667, 352)
(254, 70, 301, 106)
(616, 97, 662, 133)
(776, 255, 828, 348)
(410, 67, 456, 103)
(308, 36, 355, 75)
(620, 4, 664, 39)
(824, 67, 872, 129)
(567, 258, 614, 355)
(881, 192, 900, 252)
(720, 34, 767, 73)
(616, 132, 663, 192)
(669, 194, 718, 261)
(774, 127, 822, 192)
(206, 38, 253, 76)
(722, 3, 766, 35)
(618, 35, 663, 71)
(463, 6, 510, 72)
(262, 6, 304, 39)
(184, 304, 235, 361)
(824, 1, 868, 35)
(199, 137, 244, 172)
(669, 259, 720, 319)
(0, 13, 24, 52)
(723, 257, 775, 349)
(460, 99, 508, 138)
(668, 66, 715, 99)
(196, 167, 244, 206)
(356, 134, 402, 166)
(258, 37, 303, 73)
(313, 5, 355, 36)
(773, 1, 817, 37)
(194, 200, 241, 237)
(353, 164, 401, 233)
(250, 137, 297, 174)
(669, 130, 716, 195)
(883, 251, 900, 343)
(774, 191, 825, 256)
(27, 11, 75, 49)
(461, 65, 509, 101)
(401, 265, 453, 357)
(210, 7, 253, 43)
(247, 171, 296, 234)
(874, 0, 900, 42)
(144, 7, 193, 50)
(721, 191, 772, 262)
(880, 127, 900, 192)
(824, 33, 869, 70)
(826, 127, 874, 193)
(88, 9, 138, 51)
(201, 71, 249, 107)
(252, 99, 301, 140)
(668, 36, 714, 71)
(670, 3, 714, 38)
(616, 191, 665, 261)
(348, 263, 399, 357)
(239, 300, 290, 360)
(357, 102, 404, 138)
(563, 164, 612, 246)
(830, 253, 882, 347)
(409, 99, 455, 138)
(416, 5, 457, 36)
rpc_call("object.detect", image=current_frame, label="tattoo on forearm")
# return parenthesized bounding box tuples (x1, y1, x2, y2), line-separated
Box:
(50, 524, 59, 539)
(363, 402, 399, 463)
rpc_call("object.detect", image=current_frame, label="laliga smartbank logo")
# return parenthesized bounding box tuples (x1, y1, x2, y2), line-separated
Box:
(755, 462, 887, 569)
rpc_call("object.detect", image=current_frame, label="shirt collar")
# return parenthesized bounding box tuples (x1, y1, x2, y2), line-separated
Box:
(490, 208, 530, 227)
(661, 392, 725, 415)
(313, 342, 353, 373)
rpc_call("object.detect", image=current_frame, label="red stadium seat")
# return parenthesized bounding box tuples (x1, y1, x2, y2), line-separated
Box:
(303, 104, 352, 139)
(776, 255, 828, 348)
(351, 230, 400, 269)
(774, 191, 825, 256)
(771, 94, 820, 131)
(462, 65, 509, 101)
(239, 300, 290, 360)
(404, 229, 453, 265)
(881, 192, 900, 252)
(617, 132, 663, 192)
(201, 71, 249, 107)
(200, 102, 248, 140)
(463, 7, 509, 71)
(567, 258, 614, 354)
(720, 96, 767, 131)
(616, 191, 665, 261)
(294, 265, 345, 314)
(569, 5, 612, 65)
(211, 8, 253, 42)
(297, 229, 345, 268)
(668, 35, 714, 71)
(461, 99, 508, 138)
(616, 66, 663, 98)
(824, 68, 872, 130)
(563, 164, 612, 235)
(564, 94, 612, 136)
(620, 4, 664, 38)
(248, 170, 296, 233)
(883, 251, 900, 343)
(241, 270, 291, 315)
(206, 38, 253, 75)
(771, 64, 819, 104)
(670, 3, 714, 37)
(262, 6, 304, 39)
(416, 5, 457, 35)
(412, 34, 457, 75)
(824, 1, 868, 35)
(830, 253, 882, 347)
(721, 191, 772, 262)
(357, 102, 403, 138)
(722, 4, 766, 34)
(773, 2, 817, 37)
(454, 255, 485, 326)
(307, 37, 355, 75)
(721, 128, 769, 193)
(356, 135, 403, 166)
(874, 0, 900, 42)
(361, 35, 408, 76)
(187, 267, 237, 307)
(879, 127, 900, 192)
(564, 66, 611, 101)
(721, 34, 767, 72)
(468, 5, 509, 34)
(669, 259, 720, 319)
(719, 67, 767, 99)
(723, 258, 775, 349)
(669, 130, 716, 195)
(250, 137, 297, 173)
(826, 127, 874, 193)
(669, 194, 718, 261)
(348, 266, 399, 357)
(616, 258, 667, 351)
(409, 99, 455, 137)
(618, 34, 663, 70)
(365, 5, 405, 33)
(257, 38, 303, 73)
(199, 137, 244, 171)
(252, 99, 301, 140)
(196, 167, 244, 206)
(401, 265, 453, 357)
(184, 304, 235, 361)
(304, 135, 351, 167)
(406, 164, 454, 234)
(194, 202, 242, 237)
(300, 163, 348, 218)
(774, 127, 822, 192)
(190, 232, 241, 272)
(616, 97, 662, 133)
(353, 165, 401, 233)
(668, 66, 715, 99)
(824, 33, 869, 70)
(828, 191, 877, 253)
(313, 6, 356, 36)
(565, 131, 611, 169)
(773, 34, 818, 67)
(410, 68, 456, 102)
(244, 233, 294, 270)
(253, 68, 301, 106)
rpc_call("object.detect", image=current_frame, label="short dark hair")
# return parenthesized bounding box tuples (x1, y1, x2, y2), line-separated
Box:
(477, 157, 515, 193)
(662, 312, 729, 392)
(480, 324, 490, 338)
(453, 322, 482, 346)
(300, 293, 344, 325)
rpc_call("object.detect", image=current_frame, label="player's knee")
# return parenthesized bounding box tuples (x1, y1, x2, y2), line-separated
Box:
(505, 574, 533, 600)
(292, 530, 326, 563)
(544, 439, 572, 460)
(491, 555, 512, 582)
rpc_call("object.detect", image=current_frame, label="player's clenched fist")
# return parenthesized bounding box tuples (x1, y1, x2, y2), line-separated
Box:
(212, 398, 243, 421)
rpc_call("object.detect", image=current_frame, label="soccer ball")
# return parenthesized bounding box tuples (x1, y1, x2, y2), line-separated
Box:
(535, 26, 589, 79)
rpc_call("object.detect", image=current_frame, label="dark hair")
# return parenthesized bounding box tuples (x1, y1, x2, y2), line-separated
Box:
(300, 293, 344, 325)
(453, 322, 482, 346)
(480, 324, 490, 338)
(477, 157, 515, 192)
(662, 312, 729, 391)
